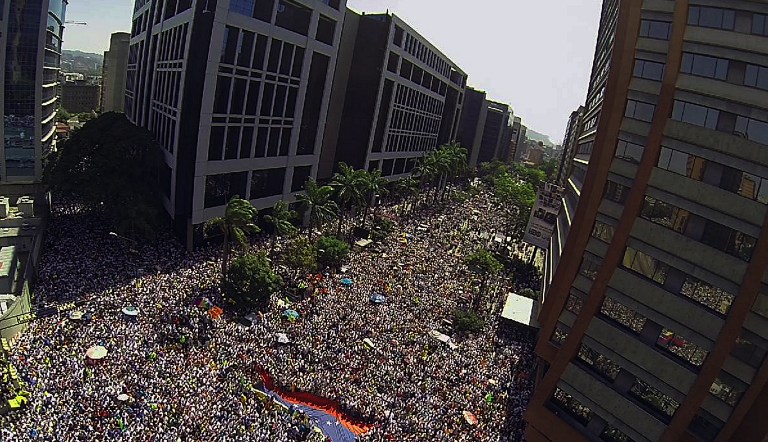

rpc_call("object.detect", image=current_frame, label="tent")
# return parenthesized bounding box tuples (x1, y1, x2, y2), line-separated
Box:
(369, 294, 386, 304)
(276, 333, 290, 344)
(282, 309, 300, 321)
(500, 293, 537, 328)
(86, 345, 108, 360)
(355, 239, 373, 248)
(122, 306, 139, 316)
(362, 338, 376, 350)
(340, 278, 353, 286)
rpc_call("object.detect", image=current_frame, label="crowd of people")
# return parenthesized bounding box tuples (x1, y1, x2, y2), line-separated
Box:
(0, 184, 538, 441)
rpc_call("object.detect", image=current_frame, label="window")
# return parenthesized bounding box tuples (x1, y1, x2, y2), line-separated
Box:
(566, 292, 584, 314)
(204, 172, 248, 208)
(744, 64, 768, 91)
(681, 53, 728, 80)
(634, 59, 665, 81)
(680, 276, 734, 315)
(615, 138, 644, 163)
(551, 387, 592, 425)
(221, 26, 239, 64)
(393, 26, 404, 47)
(315, 15, 335, 45)
(592, 220, 615, 243)
(735, 115, 768, 145)
(657, 147, 706, 180)
(672, 101, 719, 129)
(577, 343, 620, 381)
(657, 328, 709, 367)
(291, 165, 311, 192)
(601, 297, 646, 333)
(387, 52, 399, 73)
(601, 426, 634, 442)
(752, 13, 768, 37)
(275, 0, 311, 36)
(710, 376, 744, 407)
(250, 167, 286, 199)
(579, 255, 601, 280)
(640, 196, 689, 234)
(689, 409, 724, 441)
(551, 323, 569, 347)
(604, 181, 630, 204)
(639, 19, 671, 40)
(625, 99, 655, 122)
(229, 0, 255, 16)
(629, 378, 680, 421)
(622, 247, 669, 285)
(700, 221, 757, 262)
(688, 6, 735, 31)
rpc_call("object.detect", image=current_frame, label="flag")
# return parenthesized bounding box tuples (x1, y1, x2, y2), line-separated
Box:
(485, 393, 494, 404)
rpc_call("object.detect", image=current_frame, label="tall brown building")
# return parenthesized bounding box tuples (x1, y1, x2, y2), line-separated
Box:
(526, 1, 768, 441)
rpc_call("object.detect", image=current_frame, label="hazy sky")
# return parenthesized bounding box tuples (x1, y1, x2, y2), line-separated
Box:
(62, 0, 603, 142)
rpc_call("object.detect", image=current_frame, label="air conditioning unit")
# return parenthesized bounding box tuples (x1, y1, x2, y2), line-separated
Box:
(0, 197, 8, 218)
(17, 196, 34, 217)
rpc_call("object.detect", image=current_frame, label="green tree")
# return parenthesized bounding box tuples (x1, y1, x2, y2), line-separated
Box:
(296, 178, 338, 241)
(465, 248, 503, 307)
(359, 169, 388, 229)
(394, 176, 420, 216)
(45, 112, 164, 240)
(205, 197, 260, 278)
(330, 162, 364, 238)
(224, 252, 283, 311)
(263, 200, 297, 254)
(56, 107, 71, 122)
(538, 159, 559, 180)
(454, 308, 485, 334)
(315, 236, 350, 269)
(283, 237, 317, 272)
(515, 164, 547, 189)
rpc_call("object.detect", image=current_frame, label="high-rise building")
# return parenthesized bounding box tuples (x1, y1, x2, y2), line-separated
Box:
(514, 123, 528, 162)
(508, 116, 522, 162)
(457, 87, 512, 168)
(526, 1, 768, 442)
(126, 0, 346, 247)
(318, 10, 466, 180)
(101, 32, 130, 113)
(555, 106, 585, 187)
(1, 0, 68, 182)
(61, 80, 100, 113)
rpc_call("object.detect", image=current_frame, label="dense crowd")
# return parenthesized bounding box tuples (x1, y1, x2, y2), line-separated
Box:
(0, 186, 537, 441)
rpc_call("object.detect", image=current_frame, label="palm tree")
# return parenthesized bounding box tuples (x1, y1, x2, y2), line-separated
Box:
(359, 169, 388, 229)
(395, 176, 419, 216)
(442, 143, 468, 200)
(413, 154, 437, 209)
(330, 162, 364, 238)
(296, 178, 338, 241)
(205, 196, 260, 278)
(263, 200, 298, 254)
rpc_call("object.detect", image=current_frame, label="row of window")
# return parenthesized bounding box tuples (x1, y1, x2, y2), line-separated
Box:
(399, 58, 450, 97)
(221, 27, 306, 79)
(680, 51, 768, 93)
(633, 59, 665, 81)
(393, 25, 453, 80)
(688, 6, 768, 38)
(625, 99, 655, 123)
(641, 195, 757, 262)
(203, 166, 312, 208)
(672, 100, 768, 145)
(208, 123, 301, 161)
(623, 245, 736, 315)
(213, 75, 299, 119)
(229, 0, 336, 42)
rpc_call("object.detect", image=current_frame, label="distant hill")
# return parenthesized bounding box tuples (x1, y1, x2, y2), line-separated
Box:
(526, 129, 556, 147)
(62, 50, 103, 76)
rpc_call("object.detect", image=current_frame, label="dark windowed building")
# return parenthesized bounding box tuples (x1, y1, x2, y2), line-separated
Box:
(1, 0, 68, 182)
(319, 10, 466, 179)
(61, 80, 100, 113)
(526, 1, 768, 442)
(457, 87, 513, 168)
(555, 106, 584, 187)
(127, 0, 345, 246)
(101, 32, 130, 113)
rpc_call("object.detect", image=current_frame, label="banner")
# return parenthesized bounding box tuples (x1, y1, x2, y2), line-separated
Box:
(522, 182, 563, 249)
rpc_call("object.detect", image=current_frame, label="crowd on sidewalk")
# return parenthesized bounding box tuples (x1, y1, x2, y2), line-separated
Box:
(0, 186, 538, 441)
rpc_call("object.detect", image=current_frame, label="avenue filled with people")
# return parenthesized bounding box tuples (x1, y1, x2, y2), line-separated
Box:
(0, 182, 538, 441)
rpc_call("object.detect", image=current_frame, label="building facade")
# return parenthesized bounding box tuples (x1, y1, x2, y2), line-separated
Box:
(1, 0, 68, 182)
(319, 10, 466, 179)
(101, 32, 130, 113)
(456, 87, 487, 169)
(555, 106, 585, 187)
(61, 79, 100, 113)
(127, 0, 345, 246)
(526, 1, 768, 442)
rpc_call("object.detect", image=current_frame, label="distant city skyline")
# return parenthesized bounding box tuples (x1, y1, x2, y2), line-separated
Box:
(62, 0, 602, 142)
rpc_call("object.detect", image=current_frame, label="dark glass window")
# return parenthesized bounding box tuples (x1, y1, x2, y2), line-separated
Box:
(633, 59, 665, 81)
(291, 166, 312, 192)
(625, 99, 655, 122)
(230, 0, 255, 17)
(600, 426, 634, 442)
(592, 220, 615, 243)
(240, 126, 254, 158)
(681, 53, 729, 80)
(252, 0, 274, 23)
(275, 0, 311, 36)
(237, 31, 255, 67)
(315, 15, 336, 45)
(735, 115, 768, 145)
(252, 35, 268, 70)
(700, 221, 757, 262)
(710, 376, 744, 407)
(245, 80, 261, 114)
(208, 126, 225, 160)
(639, 19, 671, 40)
(393, 25, 404, 46)
(250, 167, 286, 199)
(689, 409, 723, 441)
(550, 387, 592, 426)
(297, 52, 329, 155)
(629, 378, 680, 421)
(577, 343, 620, 381)
(230, 78, 246, 114)
(565, 292, 584, 314)
(551, 323, 569, 347)
(221, 26, 238, 64)
(387, 52, 399, 73)
(753, 14, 768, 37)
(204, 172, 248, 208)
(672, 101, 719, 129)
(225, 126, 240, 160)
(688, 6, 735, 31)
(213, 76, 232, 113)
(579, 255, 601, 280)
(279, 42, 294, 75)
(267, 40, 281, 73)
(601, 297, 646, 334)
(744, 64, 768, 91)
(640, 196, 689, 234)
(731, 333, 767, 368)
(615, 138, 644, 163)
(622, 246, 670, 285)
(604, 181, 630, 204)
(657, 328, 709, 367)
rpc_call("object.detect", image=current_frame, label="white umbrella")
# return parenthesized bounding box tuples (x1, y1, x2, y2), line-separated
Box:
(117, 394, 130, 402)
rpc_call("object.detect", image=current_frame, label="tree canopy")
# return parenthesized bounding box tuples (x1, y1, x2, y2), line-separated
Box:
(315, 236, 350, 269)
(282, 237, 317, 272)
(45, 112, 164, 240)
(224, 252, 283, 311)
(465, 248, 503, 277)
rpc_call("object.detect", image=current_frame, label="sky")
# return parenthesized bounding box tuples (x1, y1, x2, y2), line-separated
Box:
(62, 0, 603, 142)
